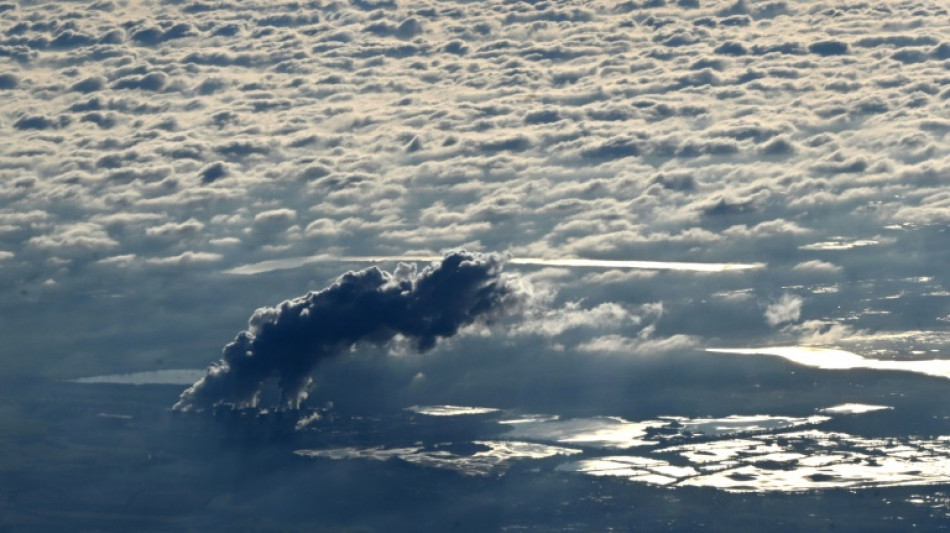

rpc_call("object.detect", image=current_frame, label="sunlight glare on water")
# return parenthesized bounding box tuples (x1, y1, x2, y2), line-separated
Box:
(707, 346, 950, 380)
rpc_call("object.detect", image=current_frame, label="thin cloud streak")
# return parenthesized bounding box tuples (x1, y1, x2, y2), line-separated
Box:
(225, 255, 767, 275)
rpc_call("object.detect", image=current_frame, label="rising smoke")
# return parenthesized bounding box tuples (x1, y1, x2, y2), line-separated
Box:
(174, 251, 528, 411)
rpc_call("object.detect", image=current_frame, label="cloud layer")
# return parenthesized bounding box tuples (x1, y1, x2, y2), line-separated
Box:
(0, 0, 947, 289)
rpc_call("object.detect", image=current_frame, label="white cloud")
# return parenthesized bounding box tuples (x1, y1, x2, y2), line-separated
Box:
(577, 334, 699, 356)
(0, 0, 938, 272)
(209, 237, 242, 247)
(516, 301, 639, 338)
(144, 251, 224, 267)
(253, 208, 296, 227)
(145, 218, 205, 239)
(95, 254, 138, 267)
(792, 260, 843, 274)
(27, 222, 118, 254)
(764, 294, 803, 327)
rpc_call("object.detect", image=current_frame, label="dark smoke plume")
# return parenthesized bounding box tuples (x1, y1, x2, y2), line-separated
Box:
(174, 251, 527, 411)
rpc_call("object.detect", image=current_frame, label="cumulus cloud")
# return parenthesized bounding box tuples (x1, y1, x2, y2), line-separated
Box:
(26, 222, 118, 254)
(252, 208, 296, 230)
(145, 219, 205, 240)
(514, 301, 639, 337)
(792, 260, 843, 274)
(764, 294, 803, 327)
(0, 0, 942, 276)
(576, 333, 698, 356)
(95, 254, 137, 267)
(144, 251, 223, 267)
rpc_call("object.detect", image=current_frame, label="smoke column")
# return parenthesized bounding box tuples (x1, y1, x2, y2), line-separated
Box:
(174, 251, 527, 411)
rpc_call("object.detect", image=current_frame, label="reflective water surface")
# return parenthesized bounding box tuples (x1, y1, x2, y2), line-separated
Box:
(296, 440, 581, 476)
(293, 400, 950, 493)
